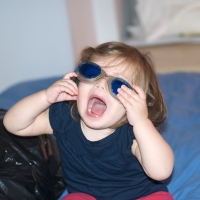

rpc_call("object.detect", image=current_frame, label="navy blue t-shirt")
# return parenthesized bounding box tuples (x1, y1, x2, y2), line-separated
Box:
(49, 102, 168, 200)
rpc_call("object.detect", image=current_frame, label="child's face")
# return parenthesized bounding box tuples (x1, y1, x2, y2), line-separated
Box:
(76, 58, 131, 130)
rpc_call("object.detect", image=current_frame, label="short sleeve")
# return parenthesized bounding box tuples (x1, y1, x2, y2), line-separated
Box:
(117, 124, 135, 153)
(49, 102, 73, 135)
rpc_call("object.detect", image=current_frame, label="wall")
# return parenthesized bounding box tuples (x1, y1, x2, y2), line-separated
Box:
(67, 0, 121, 62)
(0, 0, 123, 93)
(67, 0, 97, 63)
(0, 0, 74, 93)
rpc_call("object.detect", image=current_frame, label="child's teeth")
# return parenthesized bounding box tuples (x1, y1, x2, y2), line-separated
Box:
(88, 108, 91, 113)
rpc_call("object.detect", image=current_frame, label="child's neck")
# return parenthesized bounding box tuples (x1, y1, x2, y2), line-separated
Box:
(80, 120, 115, 142)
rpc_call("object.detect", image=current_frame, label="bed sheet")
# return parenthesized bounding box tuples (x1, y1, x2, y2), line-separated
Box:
(0, 73, 200, 199)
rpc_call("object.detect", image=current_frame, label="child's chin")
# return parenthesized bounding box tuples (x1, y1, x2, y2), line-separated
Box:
(84, 120, 107, 130)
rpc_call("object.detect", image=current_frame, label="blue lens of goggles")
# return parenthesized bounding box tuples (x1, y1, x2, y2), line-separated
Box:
(77, 62, 101, 79)
(110, 78, 132, 95)
(76, 62, 132, 97)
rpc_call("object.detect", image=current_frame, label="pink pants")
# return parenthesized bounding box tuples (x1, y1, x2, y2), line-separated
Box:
(62, 191, 173, 200)
(62, 193, 95, 200)
(138, 192, 173, 200)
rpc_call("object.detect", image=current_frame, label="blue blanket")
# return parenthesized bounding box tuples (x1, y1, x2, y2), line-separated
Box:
(0, 73, 200, 199)
(158, 73, 200, 199)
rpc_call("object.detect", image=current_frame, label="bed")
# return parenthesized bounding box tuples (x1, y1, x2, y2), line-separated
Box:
(0, 72, 200, 199)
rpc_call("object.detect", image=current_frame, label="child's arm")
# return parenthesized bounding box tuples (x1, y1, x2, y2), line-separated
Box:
(3, 72, 78, 136)
(117, 85, 174, 181)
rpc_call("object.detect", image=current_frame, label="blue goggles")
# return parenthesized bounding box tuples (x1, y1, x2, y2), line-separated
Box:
(75, 62, 132, 100)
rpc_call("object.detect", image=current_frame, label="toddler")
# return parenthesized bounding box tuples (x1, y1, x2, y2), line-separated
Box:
(3, 42, 174, 200)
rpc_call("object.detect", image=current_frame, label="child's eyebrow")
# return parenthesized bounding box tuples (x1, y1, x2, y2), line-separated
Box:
(101, 65, 130, 80)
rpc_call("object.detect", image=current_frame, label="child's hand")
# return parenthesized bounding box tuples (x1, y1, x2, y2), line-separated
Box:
(45, 72, 78, 104)
(117, 85, 148, 126)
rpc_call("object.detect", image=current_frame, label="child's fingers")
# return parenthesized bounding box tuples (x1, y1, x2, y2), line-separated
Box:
(117, 85, 148, 126)
(117, 85, 147, 111)
(45, 74, 79, 103)
(117, 92, 129, 106)
(47, 84, 78, 103)
(117, 86, 136, 105)
(120, 85, 146, 101)
(57, 81, 78, 96)
(62, 72, 78, 90)
(63, 72, 77, 80)
(117, 87, 135, 109)
(59, 85, 77, 96)
(131, 85, 146, 100)
(47, 80, 77, 97)
(59, 79, 78, 93)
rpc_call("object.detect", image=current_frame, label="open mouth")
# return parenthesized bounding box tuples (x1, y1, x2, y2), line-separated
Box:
(87, 96, 107, 117)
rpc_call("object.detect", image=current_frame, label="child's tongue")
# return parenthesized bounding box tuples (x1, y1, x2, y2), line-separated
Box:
(91, 102, 106, 116)
(89, 98, 106, 116)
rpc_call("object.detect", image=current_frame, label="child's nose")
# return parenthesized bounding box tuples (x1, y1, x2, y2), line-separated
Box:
(94, 78, 108, 90)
